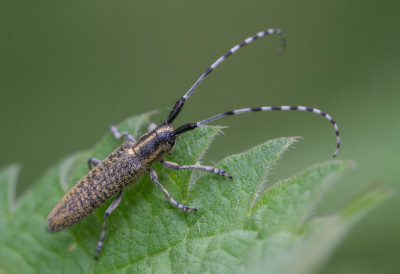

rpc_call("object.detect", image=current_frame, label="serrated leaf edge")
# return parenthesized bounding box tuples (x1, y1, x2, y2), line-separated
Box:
(2, 164, 20, 215)
(187, 125, 226, 197)
(248, 137, 300, 216)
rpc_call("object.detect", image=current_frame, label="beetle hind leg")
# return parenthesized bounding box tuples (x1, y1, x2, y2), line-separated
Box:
(94, 191, 123, 260)
(149, 168, 197, 212)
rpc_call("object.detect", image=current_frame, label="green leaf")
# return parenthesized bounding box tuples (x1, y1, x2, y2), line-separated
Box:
(0, 112, 388, 273)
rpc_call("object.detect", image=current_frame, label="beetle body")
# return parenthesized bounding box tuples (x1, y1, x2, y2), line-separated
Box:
(46, 124, 175, 232)
(47, 28, 341, 259)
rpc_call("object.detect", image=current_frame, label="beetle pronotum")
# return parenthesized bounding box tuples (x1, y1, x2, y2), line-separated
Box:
(46, 28, 340, 260)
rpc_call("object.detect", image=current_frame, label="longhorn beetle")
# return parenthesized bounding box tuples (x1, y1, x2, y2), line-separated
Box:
(46, 28, 341, 260)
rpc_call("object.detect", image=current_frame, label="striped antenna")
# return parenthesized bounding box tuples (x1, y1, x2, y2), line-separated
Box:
(174, 106, 341, 158)
(165, 28, 286, 124)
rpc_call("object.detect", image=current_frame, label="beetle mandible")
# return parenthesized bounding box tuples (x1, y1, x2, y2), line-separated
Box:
(46, 28, 341, 260)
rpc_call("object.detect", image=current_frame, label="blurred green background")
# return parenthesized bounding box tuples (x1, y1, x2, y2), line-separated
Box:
(1, 0, 399, 273)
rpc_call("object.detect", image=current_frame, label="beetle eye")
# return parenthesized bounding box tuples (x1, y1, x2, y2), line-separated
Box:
(168, 133, 175, 145)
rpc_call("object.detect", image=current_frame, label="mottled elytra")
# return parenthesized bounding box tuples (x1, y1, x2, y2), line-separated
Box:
(46, 28, 341, 260)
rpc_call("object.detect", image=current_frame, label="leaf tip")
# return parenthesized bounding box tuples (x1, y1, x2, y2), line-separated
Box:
(339, 183, 391, 221)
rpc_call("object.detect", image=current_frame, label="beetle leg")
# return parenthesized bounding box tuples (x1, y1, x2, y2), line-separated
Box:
(160, 160, 232, 179)
(148, 123, 157, 132)
(94, 191, 123, 260)
(110, 125, 135, 142)
(149, 168, 197, 212)
(88, 157, 101, 170)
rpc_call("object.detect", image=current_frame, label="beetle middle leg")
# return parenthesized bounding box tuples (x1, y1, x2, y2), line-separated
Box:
(160, 160, 232, 179)
(94, 191, 123, 260)
(88, 158, 101, 170)
(110, 125, 135, 142)
(149, 168, 197, 212)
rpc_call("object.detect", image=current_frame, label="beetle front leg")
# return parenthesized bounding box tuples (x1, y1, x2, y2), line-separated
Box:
(94, 191, 123, 260)
(110, 125, 135, 142)
(160, 160, 232, 179)
(148, 123, 157, 132)
(149, 168, 197, 212)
